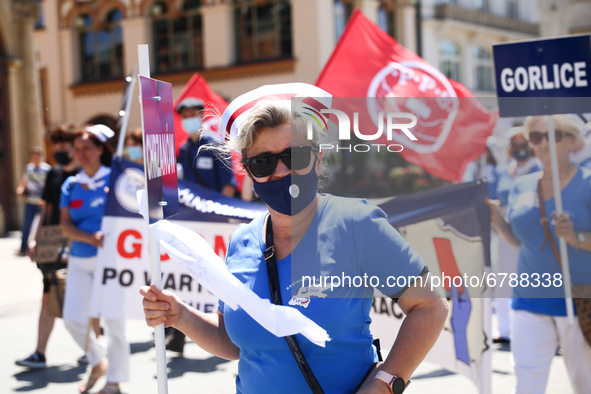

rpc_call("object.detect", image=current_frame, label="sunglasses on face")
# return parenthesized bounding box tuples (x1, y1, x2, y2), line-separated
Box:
(243, 146, 319, 178)
(529, 130, 573, 145)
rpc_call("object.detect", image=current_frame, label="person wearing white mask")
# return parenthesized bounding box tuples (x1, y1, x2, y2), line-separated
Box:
(124, 128, 144, 164)
(177, 97, 237, 198)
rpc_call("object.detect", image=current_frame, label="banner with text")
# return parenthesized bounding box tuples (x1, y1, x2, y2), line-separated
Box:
(90, 158, 490, 391)
(89, 158, 267, 320)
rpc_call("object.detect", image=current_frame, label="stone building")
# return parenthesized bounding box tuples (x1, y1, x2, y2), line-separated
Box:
(0, 0, 45, 233)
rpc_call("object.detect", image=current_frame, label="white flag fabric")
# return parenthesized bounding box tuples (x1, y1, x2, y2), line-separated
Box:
(138, 190, 330, 347)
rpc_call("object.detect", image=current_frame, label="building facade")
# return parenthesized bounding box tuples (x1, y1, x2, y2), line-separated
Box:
(0, 0, 46, 233)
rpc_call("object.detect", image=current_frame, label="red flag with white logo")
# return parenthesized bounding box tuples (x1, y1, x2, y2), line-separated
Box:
(315, 9, 498, 182)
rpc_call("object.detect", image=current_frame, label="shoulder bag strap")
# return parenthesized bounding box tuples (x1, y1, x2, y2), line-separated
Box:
(537, 179, 562, 267)
(264, 215, 324, 394)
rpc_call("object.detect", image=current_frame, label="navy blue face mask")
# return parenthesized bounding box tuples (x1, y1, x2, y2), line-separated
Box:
(511, 149, 530, 162)
(252, 168, 318, 216)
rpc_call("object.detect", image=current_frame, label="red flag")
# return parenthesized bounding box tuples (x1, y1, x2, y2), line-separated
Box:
(173, 73, 229, 155)
(315, 10, 498, 182)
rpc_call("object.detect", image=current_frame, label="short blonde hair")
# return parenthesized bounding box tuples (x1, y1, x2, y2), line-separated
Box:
(524, 114, 582, 145)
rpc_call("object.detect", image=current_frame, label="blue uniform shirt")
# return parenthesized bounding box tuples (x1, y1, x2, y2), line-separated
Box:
(219, 194, 426, 393)
(59, 170, 111, 257)
(178, 135, 237, 192)
(507, 168, 591, 315)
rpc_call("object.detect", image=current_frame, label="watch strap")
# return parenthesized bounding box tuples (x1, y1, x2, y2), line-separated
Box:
(374, 370, 408, 394)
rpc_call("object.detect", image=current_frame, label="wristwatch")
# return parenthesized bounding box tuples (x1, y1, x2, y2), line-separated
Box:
(374, 370, 408, 394)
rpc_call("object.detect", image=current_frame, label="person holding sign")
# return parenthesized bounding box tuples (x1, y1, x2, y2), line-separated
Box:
(489, 114, 591, 393)
(60, 125, 130, 394)
(16, 123, 80, 369)
(140, 83, 448, 394)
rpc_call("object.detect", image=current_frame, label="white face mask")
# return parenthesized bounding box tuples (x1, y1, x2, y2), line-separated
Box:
(126, 145, 143, 161)
(182, 116, 202, 134)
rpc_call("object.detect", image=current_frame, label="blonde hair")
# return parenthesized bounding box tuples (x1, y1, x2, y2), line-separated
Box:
(524, 114, 582, 145)
(199, 100, 325, 173)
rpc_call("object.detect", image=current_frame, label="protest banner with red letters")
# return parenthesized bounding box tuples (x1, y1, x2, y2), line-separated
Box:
(315, 9, 498, 182)
(91, 158, 490, 392)
(89, 157, 267, 320)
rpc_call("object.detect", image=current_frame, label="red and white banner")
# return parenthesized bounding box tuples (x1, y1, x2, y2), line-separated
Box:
(315, 9, 498, 182)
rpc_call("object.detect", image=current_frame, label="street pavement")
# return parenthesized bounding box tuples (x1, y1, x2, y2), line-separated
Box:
(1, 231, 573, 393)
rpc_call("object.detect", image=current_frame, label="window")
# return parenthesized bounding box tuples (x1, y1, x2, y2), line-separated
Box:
(152, 0, 203, 73)
(473, 46, 493, 91)
(439, 40, 461, 82)
(35, 5, 45, 30)
(507, 0, 519, 18)
(334, 0, 354, 42)
(234, 0, 292, 64)
(378, 3, 396, 39)
(77, 10, 124, 82)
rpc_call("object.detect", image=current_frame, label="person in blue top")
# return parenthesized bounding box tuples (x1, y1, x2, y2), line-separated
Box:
(140, 83, 448, 394)
(177, 97, 237, 197)
(491, 126, 542, 344)
(490, 114, 591, 394)
(60, 125, 130, 394)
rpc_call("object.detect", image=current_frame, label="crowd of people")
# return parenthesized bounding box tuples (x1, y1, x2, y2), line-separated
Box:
(11, 83, 591, 393)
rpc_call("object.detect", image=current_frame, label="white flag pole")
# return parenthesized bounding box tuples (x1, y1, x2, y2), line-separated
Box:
(137, 44, 169, 394)
(116, 67, 137, 157)
(546, 115, 575, 325)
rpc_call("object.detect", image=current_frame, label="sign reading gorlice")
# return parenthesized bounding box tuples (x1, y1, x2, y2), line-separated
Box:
(493, 34, 591, 117)
(139, 76, 179, 223)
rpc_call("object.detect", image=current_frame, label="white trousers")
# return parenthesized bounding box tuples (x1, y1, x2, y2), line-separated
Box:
(511, 309, 591, 394)
(63, 255, 130, 383)
(495, 234, 518, 339)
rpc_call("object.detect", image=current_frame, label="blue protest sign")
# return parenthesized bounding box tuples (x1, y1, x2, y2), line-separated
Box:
(493, 34, 591, 117)
(139, 76, 180, 223)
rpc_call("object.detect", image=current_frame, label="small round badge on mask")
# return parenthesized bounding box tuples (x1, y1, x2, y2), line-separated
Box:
(289, 184, 300, 198)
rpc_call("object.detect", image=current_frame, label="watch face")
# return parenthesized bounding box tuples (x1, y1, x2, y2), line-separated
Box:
(392, 377, 406, 394)
(578, 232, 585, 242)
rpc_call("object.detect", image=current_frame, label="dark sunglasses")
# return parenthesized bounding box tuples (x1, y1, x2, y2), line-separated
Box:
(529, 130, 573, 145)
(243, 146, 319, 178)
